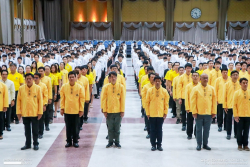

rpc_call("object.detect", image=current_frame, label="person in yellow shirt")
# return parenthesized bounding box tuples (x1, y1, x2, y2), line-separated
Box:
(34, 73, 48, 139)
(51, 64, 62, 116)
(223, 70, 240, 140)
(214, 68, 229, 132)
(203, 60, 213, 75)
(141, 73, 156, 139)
(38, 67, 52, 129)
(103, 65, 126, 89)
(173, 66, 184, 124)
(208, 61, 222, 87)
(141, 66, 154, 89)
(34, 54, 44, 68)
(8, 63, 24, 124)
(190, 74, 217, 151)
(138, 66, 148, 97)
(25, 66, 34, 75)
(102, 71, 125, 149)
(185, 72, 199, 140)
(177, 63, 192, 130)
(233, 77, 250, 151)
(239, 62, 248, 79)
(31, 61, 38, 74)
(235, 62, 241, 73)
(63, 57, 72, 72)
(228, 63, 234, 77)
(17, 73, 43, 151)
(60, 62, 69, 85)
(138, 61, 148, 82)
(60, 71, 85, 148)
(0, 80, 9, 140)
(145, 76, 169, 151)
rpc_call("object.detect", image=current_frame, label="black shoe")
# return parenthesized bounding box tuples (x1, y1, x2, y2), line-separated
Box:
(15, 120, 19, 124)
(53, 115, 57, 118)
(172, 115, 176, 118)
(144, 127, 147, 131)
(182, 126, 186, 131)
(106, 135, 109, 140)
(65, 143, 72, 148)
(33, 145, 39, 151)
(6, 127, 11, 131)
(141, 114, 144, 118)
(187, 136, 192, 140)
(57, 110, 60, 113)
(49, 120, 53, 124)
(78, 136, 80, 139)
(45, 126, 50, 131)
(176, 119, 180, 124)
(234, 135, 237, 138)
(95, 96, 99, 99)
(226, 135, 231, 140)
(157, 146, 163, 151)
(38, 135, 43, 139)
(21, 145, 31, 150)
(79, 127, 83, 130)
(73, 143, 79, 148)
(212, 120, 215, 124)
(171, 110, 173, 113)
(84, 120, 88, 124)
(146, 134, 150, 139)
(106, 142, 113, 148)
(203, 145, 211, 150)
(196, 145, 201, 151)
(218, 127, 222, 132)
(115, 143, 121, 149)
(151, 146, 156, 151)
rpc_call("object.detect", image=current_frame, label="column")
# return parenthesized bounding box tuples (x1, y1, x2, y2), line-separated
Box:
(21, 0, 24, 44)
(165, 0, 175, 40)
(10, 0, 15, 44)
(35, 0, 39, 40)
(113, 0, 121, 40)
(62, 0, 70, 40)
(218, 0, 229, 40)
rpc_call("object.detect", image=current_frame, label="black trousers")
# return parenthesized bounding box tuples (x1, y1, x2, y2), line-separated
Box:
(5, 105, 11, 128)
(65, 113, 79, 143)
(23, 117, 39, 146)
(217, 104, 227, 128)
(11, 91, 18, 121)
(96, 78, 100, 97)
(144, 109, 150, 134)
(171, 98, 176, 116)
(149, 117, 164, 147)
(141, 103, 145, 116)
(226, 109, 237, 136)
(44, 105, 50, 126)
(187, 112, 196, 137)
(237, 117, 250, 146)
(83, 102, 89, 121)
(0, 112, 4, 136)
(181, 99, 186, 126)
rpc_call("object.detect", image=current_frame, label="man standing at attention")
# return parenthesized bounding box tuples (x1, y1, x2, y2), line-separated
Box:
(191, 74, 217, 151)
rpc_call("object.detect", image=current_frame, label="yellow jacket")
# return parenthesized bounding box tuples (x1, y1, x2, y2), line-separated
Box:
(60, 83, 85, 114)
(203, 68, 213, 75)
(102, 83, 125, 113)
(38, 82, 48, 106)
(239, 71, 248, 79)
(0, 82, 9, 112)
(214, 77, 230, 104)
(65, 63, 72, 72)
(233, 89, 250, 117)
(16, 84, 43, 117)
(141, 82, 154, 108)
(166, 70, 179, 86)
(60, 69, 69, 84)
(41, 76, 52, 99)
(100, 84, 109, 109)
(8, 72, 24, 91)
(177, 73, 192, 99)
(138, 67, 145, 83)
(104, 74, 126, 89)
(37, 61, 44, 68)
(141, 76, 150, 88)
(190, 84, 217, 115)
(145, 86, 169, 117)
(78, 75, 90, 101)
(223, 80, 241, 109)
(185, 82, 199, 111)
(86, 72, 95, 85)
(172, 76, 180, 99)
(208, 69, 222, 86)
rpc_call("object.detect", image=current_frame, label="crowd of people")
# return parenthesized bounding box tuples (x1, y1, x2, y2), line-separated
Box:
(0, 40, 250, 152)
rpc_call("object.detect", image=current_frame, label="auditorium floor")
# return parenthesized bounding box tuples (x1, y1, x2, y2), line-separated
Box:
(0, 58, 249, 167)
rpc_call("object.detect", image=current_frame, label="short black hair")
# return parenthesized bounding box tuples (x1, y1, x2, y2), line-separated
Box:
(109, 71, 117, 77)
(235, 62, 241, 66)
(10, 63, 17, 67)
(178, 66, 184, 71)
(110, 64, 118, 69)
(147, 66, 154, 71)
(192, 71, 199, 76)
(214, 61, 221, 65)
(241, 62, 247, 66)
(148, 72, 156, 79)
(34, 72, 41, 78)
(221, 68, 228, 72)
(154, 76, 161, 81)
(143, 60, 148, 65)
(38, 67, 45, 71)
(239, 77, 248, 83)
(230, 70, 239, 76)
(1, 70, 8, 75)
(185, 63, 192, 68)
(82, 65, 88, 69)
(68, 71, 76, 77)
(25, 73, 34, 78)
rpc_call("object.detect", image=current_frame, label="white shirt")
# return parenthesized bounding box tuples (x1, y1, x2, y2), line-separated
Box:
(0, 79, 15, 104)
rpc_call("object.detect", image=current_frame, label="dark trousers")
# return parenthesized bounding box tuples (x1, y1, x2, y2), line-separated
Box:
(96, 79, 100, 96)
(107, 113, 122, 143)
(141, 104, 145, 116)
(64, 113, 80, 143)
(226, 109, 237, 136)
(237, 117, 250, 146)
(149, 117, 164, 147)
(181, 99, 186, 126)
(171, 99, 176, 116)
(195, 115, 212, 146)
(187, 112, 196, 137)
(11, 91, 18, 121)
(83, 102, 89, 121)
(217, 104, 227, 128)
(0, 112, 4, 135)
(44, 105, 50, 127)
(23, 117, 39, 146)
(144, 109, 150, 134)
(5, 105, 11, 128)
